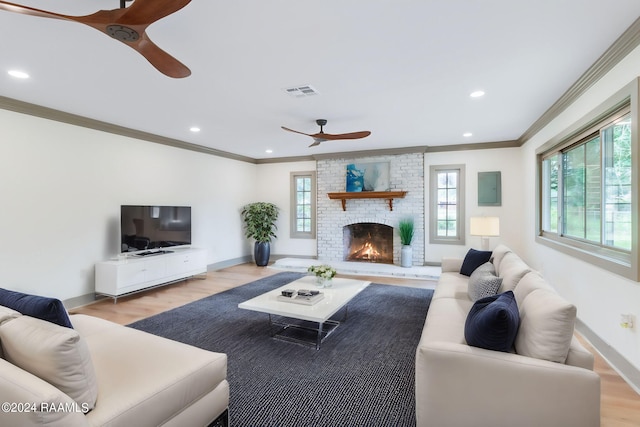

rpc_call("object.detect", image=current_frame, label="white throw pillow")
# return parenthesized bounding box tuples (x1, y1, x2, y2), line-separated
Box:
(514, 289, 576, 363)
(0, 315, 98, 410)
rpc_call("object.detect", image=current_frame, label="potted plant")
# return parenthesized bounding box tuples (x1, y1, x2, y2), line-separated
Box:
(399, 217, 414, 268)
(241, 202, 279, 266)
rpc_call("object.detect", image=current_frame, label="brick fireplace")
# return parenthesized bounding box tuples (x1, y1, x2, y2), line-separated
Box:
(316, 153, 425, 266)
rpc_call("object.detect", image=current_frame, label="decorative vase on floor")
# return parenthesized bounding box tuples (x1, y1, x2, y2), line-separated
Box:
(401, 245, 413, 268)
(254, 241, 270, 267)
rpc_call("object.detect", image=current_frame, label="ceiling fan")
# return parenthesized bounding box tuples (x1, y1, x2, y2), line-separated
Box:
(0, 0, 191, 78)
(281, 119, 371, 147)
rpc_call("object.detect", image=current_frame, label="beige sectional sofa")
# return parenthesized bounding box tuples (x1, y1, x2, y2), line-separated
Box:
(416, 245, 601, 427)
(0, 305, 229, 426)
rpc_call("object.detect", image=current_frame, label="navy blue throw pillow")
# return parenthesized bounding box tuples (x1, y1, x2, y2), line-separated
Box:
(464, 291, 519, 352)
(0, 288, 73, 328)
(460, 248, 493, 276)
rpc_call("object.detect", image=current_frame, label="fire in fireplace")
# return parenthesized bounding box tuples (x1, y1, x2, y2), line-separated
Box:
(343, 223, 393, 264)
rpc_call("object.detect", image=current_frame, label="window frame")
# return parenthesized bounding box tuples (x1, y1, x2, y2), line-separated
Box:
(290, 171, 316, 239)
(429, 164, 466, 245)
(536, 78, 640, 281)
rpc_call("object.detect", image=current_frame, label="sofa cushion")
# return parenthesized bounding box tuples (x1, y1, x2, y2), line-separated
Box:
(460, 249, 492, 276)
(497, 252, 531, 293)
(490, 244, 512, 275)
(0, 315, 98, 410)
(0, 305, 21, 325)
(420, 296, 474, 345)
(433, 272, 470, 300)
(515, 289, 576, 363)
(513, 271, 554, 308)
(0, 288, 72, 328)
(468, 262, 503, 301)
(464, 291, 519, 352)
(0, 306, 21, 360)
(72, 314, 228, 427)
(0, 358, 88, 426)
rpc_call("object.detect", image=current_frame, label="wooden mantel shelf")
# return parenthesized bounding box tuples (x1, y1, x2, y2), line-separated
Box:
(327, 191, 408, 211)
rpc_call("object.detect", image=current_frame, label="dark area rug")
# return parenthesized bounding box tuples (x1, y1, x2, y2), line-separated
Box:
(128, 271, 433, 427)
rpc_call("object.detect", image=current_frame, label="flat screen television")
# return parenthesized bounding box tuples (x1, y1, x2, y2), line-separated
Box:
(120, 205, 191, 253)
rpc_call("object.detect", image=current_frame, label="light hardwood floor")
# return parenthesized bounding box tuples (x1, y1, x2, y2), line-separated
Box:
(70, 263, 640, 426)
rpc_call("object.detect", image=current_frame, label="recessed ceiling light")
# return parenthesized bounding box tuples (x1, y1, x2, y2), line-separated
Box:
(189, 127, 201, 133)
(8, 70, 29, 79)
(265, 149, 273, 154)
(470, 90, 485, 98)
(463, 132, 473, 137)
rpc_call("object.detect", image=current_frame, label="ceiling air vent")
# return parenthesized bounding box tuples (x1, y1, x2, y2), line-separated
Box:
(284, 85, 319, 98)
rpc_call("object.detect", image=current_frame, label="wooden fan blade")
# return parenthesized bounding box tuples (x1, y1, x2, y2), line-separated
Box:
(311, 131, 371, 141)
(0, 1, 71, 20)
(0, 1, 191, 78)
(120, 0, 191, 26)
(130, 32, 191, 78)
(281, 126, 313, 137)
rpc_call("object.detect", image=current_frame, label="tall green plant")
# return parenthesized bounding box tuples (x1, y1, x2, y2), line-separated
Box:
(399, 217, 414, 246)
(241, 202, 279, 243)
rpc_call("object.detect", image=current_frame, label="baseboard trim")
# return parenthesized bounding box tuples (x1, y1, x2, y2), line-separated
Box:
(64, 293, 103, 310)
(207, 256, 253, 270)
(575, 318, 640, 394)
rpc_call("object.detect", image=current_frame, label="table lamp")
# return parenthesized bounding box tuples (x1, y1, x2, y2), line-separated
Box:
(469, 217, 500, 250)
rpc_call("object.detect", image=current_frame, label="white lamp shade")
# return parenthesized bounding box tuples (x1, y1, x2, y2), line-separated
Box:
(469, 217, 500, 237)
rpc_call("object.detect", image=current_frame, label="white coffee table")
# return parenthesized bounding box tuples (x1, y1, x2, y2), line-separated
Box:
(238, 276, 370, 349)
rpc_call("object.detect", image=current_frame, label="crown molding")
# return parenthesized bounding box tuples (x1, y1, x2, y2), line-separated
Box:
(0, 95, 257, 164)
(426, 140, 520, 153)
(518, 15, 640, 144)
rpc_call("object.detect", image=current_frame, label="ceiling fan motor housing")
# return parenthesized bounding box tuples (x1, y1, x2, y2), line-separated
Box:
(106, 25, 139, 42)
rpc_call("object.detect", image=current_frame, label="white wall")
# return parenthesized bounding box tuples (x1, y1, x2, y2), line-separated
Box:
(424, 147, 524, 263)
(521, 44, 640, 373)
(0, 109, 257, 303)
(254, 161, 317, 258)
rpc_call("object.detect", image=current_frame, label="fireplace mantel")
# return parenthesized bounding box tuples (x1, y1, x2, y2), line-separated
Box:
(327, 191, 407, 211)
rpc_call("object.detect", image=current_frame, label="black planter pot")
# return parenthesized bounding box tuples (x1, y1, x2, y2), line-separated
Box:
(254, 241, 271, 266)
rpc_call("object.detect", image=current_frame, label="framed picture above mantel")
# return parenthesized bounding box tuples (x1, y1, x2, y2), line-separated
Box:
(346, 161, 390, 192)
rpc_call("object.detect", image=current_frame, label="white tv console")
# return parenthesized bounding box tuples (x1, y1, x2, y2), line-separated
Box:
(95, 247, 207, 303)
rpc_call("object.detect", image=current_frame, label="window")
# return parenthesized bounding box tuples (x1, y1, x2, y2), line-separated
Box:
(537, 80, 639, 281)
(541, 108, 631, 253)
(430, 165, 465, 245)
(290, 171, 316, 239)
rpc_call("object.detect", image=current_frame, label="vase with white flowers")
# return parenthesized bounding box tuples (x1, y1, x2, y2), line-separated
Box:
(307, 264, 337, 288)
